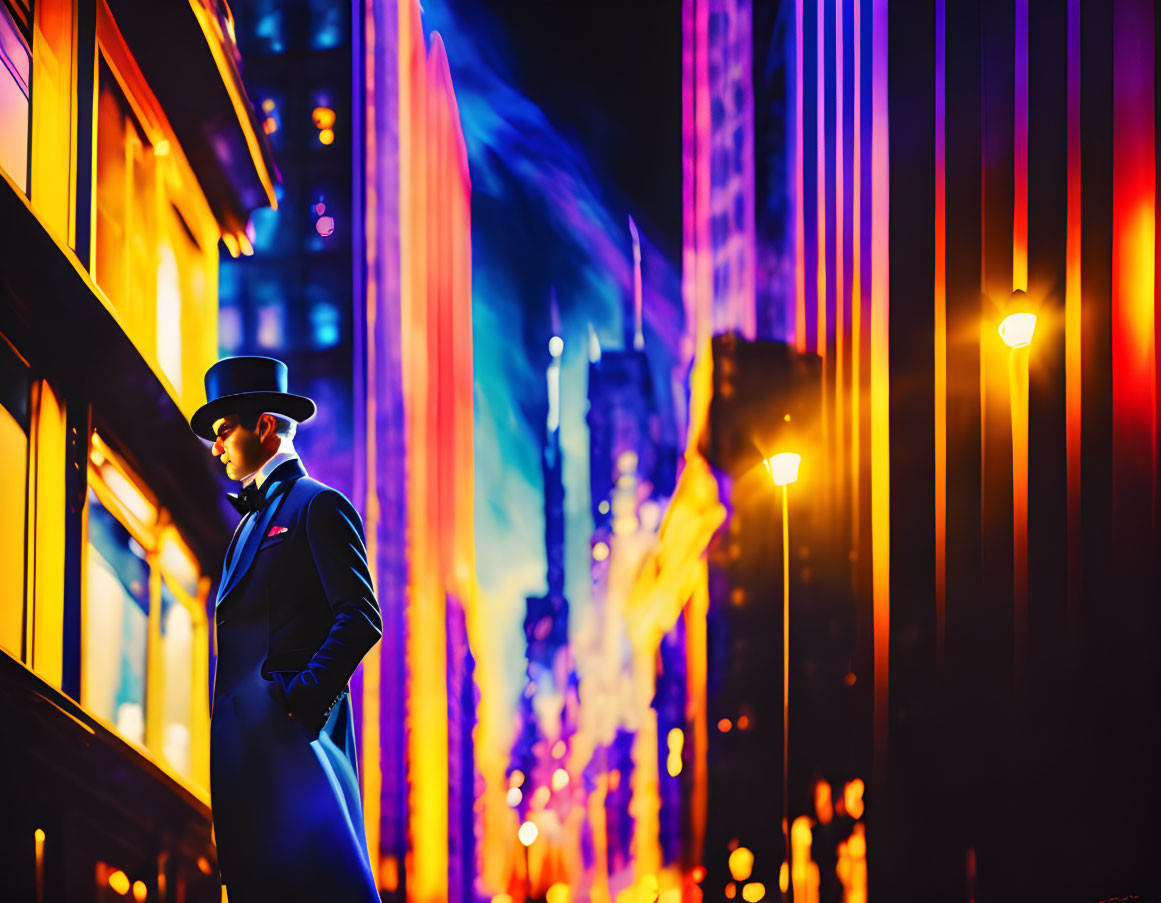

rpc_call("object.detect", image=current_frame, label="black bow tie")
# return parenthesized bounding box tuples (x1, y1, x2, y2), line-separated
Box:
(227, 482, 264, 516)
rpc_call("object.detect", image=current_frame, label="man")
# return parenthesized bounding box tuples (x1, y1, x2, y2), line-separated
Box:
(190, 355, 381, 902)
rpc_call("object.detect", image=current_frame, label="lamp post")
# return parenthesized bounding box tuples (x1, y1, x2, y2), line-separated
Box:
(999, 304, 1036, 691)
(518, 819, 538, 902)
(764, 452, 801, 902)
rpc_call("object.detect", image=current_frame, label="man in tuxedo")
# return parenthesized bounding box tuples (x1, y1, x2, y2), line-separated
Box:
(190, 355, 381, 902)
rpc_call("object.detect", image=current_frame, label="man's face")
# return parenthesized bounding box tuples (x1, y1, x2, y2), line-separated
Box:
(211, 415, 269, 482)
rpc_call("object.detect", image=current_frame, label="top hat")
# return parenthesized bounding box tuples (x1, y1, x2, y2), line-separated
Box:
(190, 356, 316, 441)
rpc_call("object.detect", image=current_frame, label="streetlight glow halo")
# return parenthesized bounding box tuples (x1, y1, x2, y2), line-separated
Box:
(764, 452, 802, 487)
(999, 312, 1037, 348)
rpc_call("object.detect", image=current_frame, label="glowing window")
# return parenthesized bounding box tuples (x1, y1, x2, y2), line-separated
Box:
(309, 303, 341, 348)
(84, 488, 150, 745)
(256, 305, 284, 349)
(85, 434, 211, 787)
(0, 3, 30, 192)
(0, 336, 29, 657)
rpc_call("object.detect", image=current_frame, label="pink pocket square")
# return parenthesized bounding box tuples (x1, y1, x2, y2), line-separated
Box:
(267, 525, 288, 537)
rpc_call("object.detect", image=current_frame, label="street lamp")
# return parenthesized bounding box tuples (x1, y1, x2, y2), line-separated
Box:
(1000, 295, 1035, 690)
(518, 820, 538, 902)
(763, 452, 800, 901)
(998, 311, 1037, 348)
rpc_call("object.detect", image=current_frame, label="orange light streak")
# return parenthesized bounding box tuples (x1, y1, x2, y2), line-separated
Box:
(869, 0, 890, 794)
(1064, 0, 1082, 638)
(794, 0, 806, 352)
(933, 0, 947, 670)
(685, 567, 709, 873)
(400, 3, 474, 896)
(360, 0, 381, 879)
(816, 0, 827, 359)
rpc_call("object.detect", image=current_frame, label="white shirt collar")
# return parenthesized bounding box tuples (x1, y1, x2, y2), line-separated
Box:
(245, 447, 301, 490)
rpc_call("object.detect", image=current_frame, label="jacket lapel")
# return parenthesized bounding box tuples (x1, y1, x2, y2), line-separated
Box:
(216, 461, 305, 608)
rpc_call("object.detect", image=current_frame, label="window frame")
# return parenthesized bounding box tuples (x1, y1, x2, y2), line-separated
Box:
(92, 1, 220, 413)
(83, 429, 212, 798)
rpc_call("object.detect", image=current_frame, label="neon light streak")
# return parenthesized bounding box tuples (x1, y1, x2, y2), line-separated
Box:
(695, 0, 712, 349)
(835, 0, 846, 511)
(781, 484, 791, 879)
(1009, 350, 1029, 688)
(794, 0, 807, 352)
(1064, 0, 1081, 637)
(359, 0, 382, 878)
(869, 0, 890, 792)
(850, 0, 862, 558)
(1010, 0, 1030, 688)
(816, 0, 828, 358)
(1012, 0, 1028, 292)
(934, 0, 947, 669)
(816, 0, 831, 519)
(1111, 0, 1156, 546)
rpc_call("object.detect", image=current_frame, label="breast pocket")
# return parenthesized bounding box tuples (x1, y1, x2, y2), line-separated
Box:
(257, 531, 290, 554)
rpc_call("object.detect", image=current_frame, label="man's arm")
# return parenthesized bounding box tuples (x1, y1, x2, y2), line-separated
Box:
(282, 489, 383, 730)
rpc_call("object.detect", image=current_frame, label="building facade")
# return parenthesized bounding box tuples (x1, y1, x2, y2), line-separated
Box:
(0, 0, 276, 900)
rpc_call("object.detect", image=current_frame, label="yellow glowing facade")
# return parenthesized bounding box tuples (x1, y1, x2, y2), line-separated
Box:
(1, 0, 275, 894)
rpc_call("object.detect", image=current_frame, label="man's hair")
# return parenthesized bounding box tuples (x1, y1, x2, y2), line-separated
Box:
(238, 409, 297, 441)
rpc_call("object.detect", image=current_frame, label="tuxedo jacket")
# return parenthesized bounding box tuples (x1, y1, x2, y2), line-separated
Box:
(215, 457, 382, 728)
(210, 458, 381, 901)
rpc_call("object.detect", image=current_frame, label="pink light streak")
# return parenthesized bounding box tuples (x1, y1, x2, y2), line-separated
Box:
(934, 0, 947, 671)
(870, 0, 890, 799)
(1012, 0, 1029, 292)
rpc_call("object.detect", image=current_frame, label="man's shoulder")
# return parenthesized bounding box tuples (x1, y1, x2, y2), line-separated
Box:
(291, 478, 363, 522)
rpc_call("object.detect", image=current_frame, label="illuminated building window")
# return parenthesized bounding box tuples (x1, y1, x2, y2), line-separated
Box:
(307, 0, 347, 51)
(0, 2, 29, 192)
(251, 10, 285, 55)
(0, 334, 29, 657)
(256, 305, 284, 349)
(84, 433, 211, 786)
(95, 60, 156, 327)
(251, 206, 282, 253)
(156, 242, 182, 394)
(218, 305, 243, 353)
(85, 489, 150, 745)
(91, 40, 218, 415)
(309, 303, 341, 349)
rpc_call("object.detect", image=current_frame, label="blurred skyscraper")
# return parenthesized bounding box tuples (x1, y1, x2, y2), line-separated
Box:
(219, 0, 356, 500)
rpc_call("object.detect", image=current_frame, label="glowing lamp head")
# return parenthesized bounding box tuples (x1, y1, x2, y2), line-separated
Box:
(312, 106, 336, 129)
(764, 452, 801, 487)
(549, 335, 564, 358)
(999, 312, 1036, 348)
(728, 846, 754, 882)
(518, 821, 539, 847)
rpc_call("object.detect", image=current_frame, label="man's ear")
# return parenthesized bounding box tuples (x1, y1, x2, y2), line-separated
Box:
(258, 413, 278, 444)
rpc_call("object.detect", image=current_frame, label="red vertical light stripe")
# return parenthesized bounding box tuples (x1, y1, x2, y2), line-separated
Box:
(1010, 0, 1030, 690)
(1064, 0, 1082, 637)
(870, 0, 890, 795)
(934, 0, 947, 671)
(1111, 0, 1157, 538)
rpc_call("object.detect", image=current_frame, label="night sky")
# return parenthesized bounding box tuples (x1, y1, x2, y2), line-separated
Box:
(449, 0, 682, 263)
